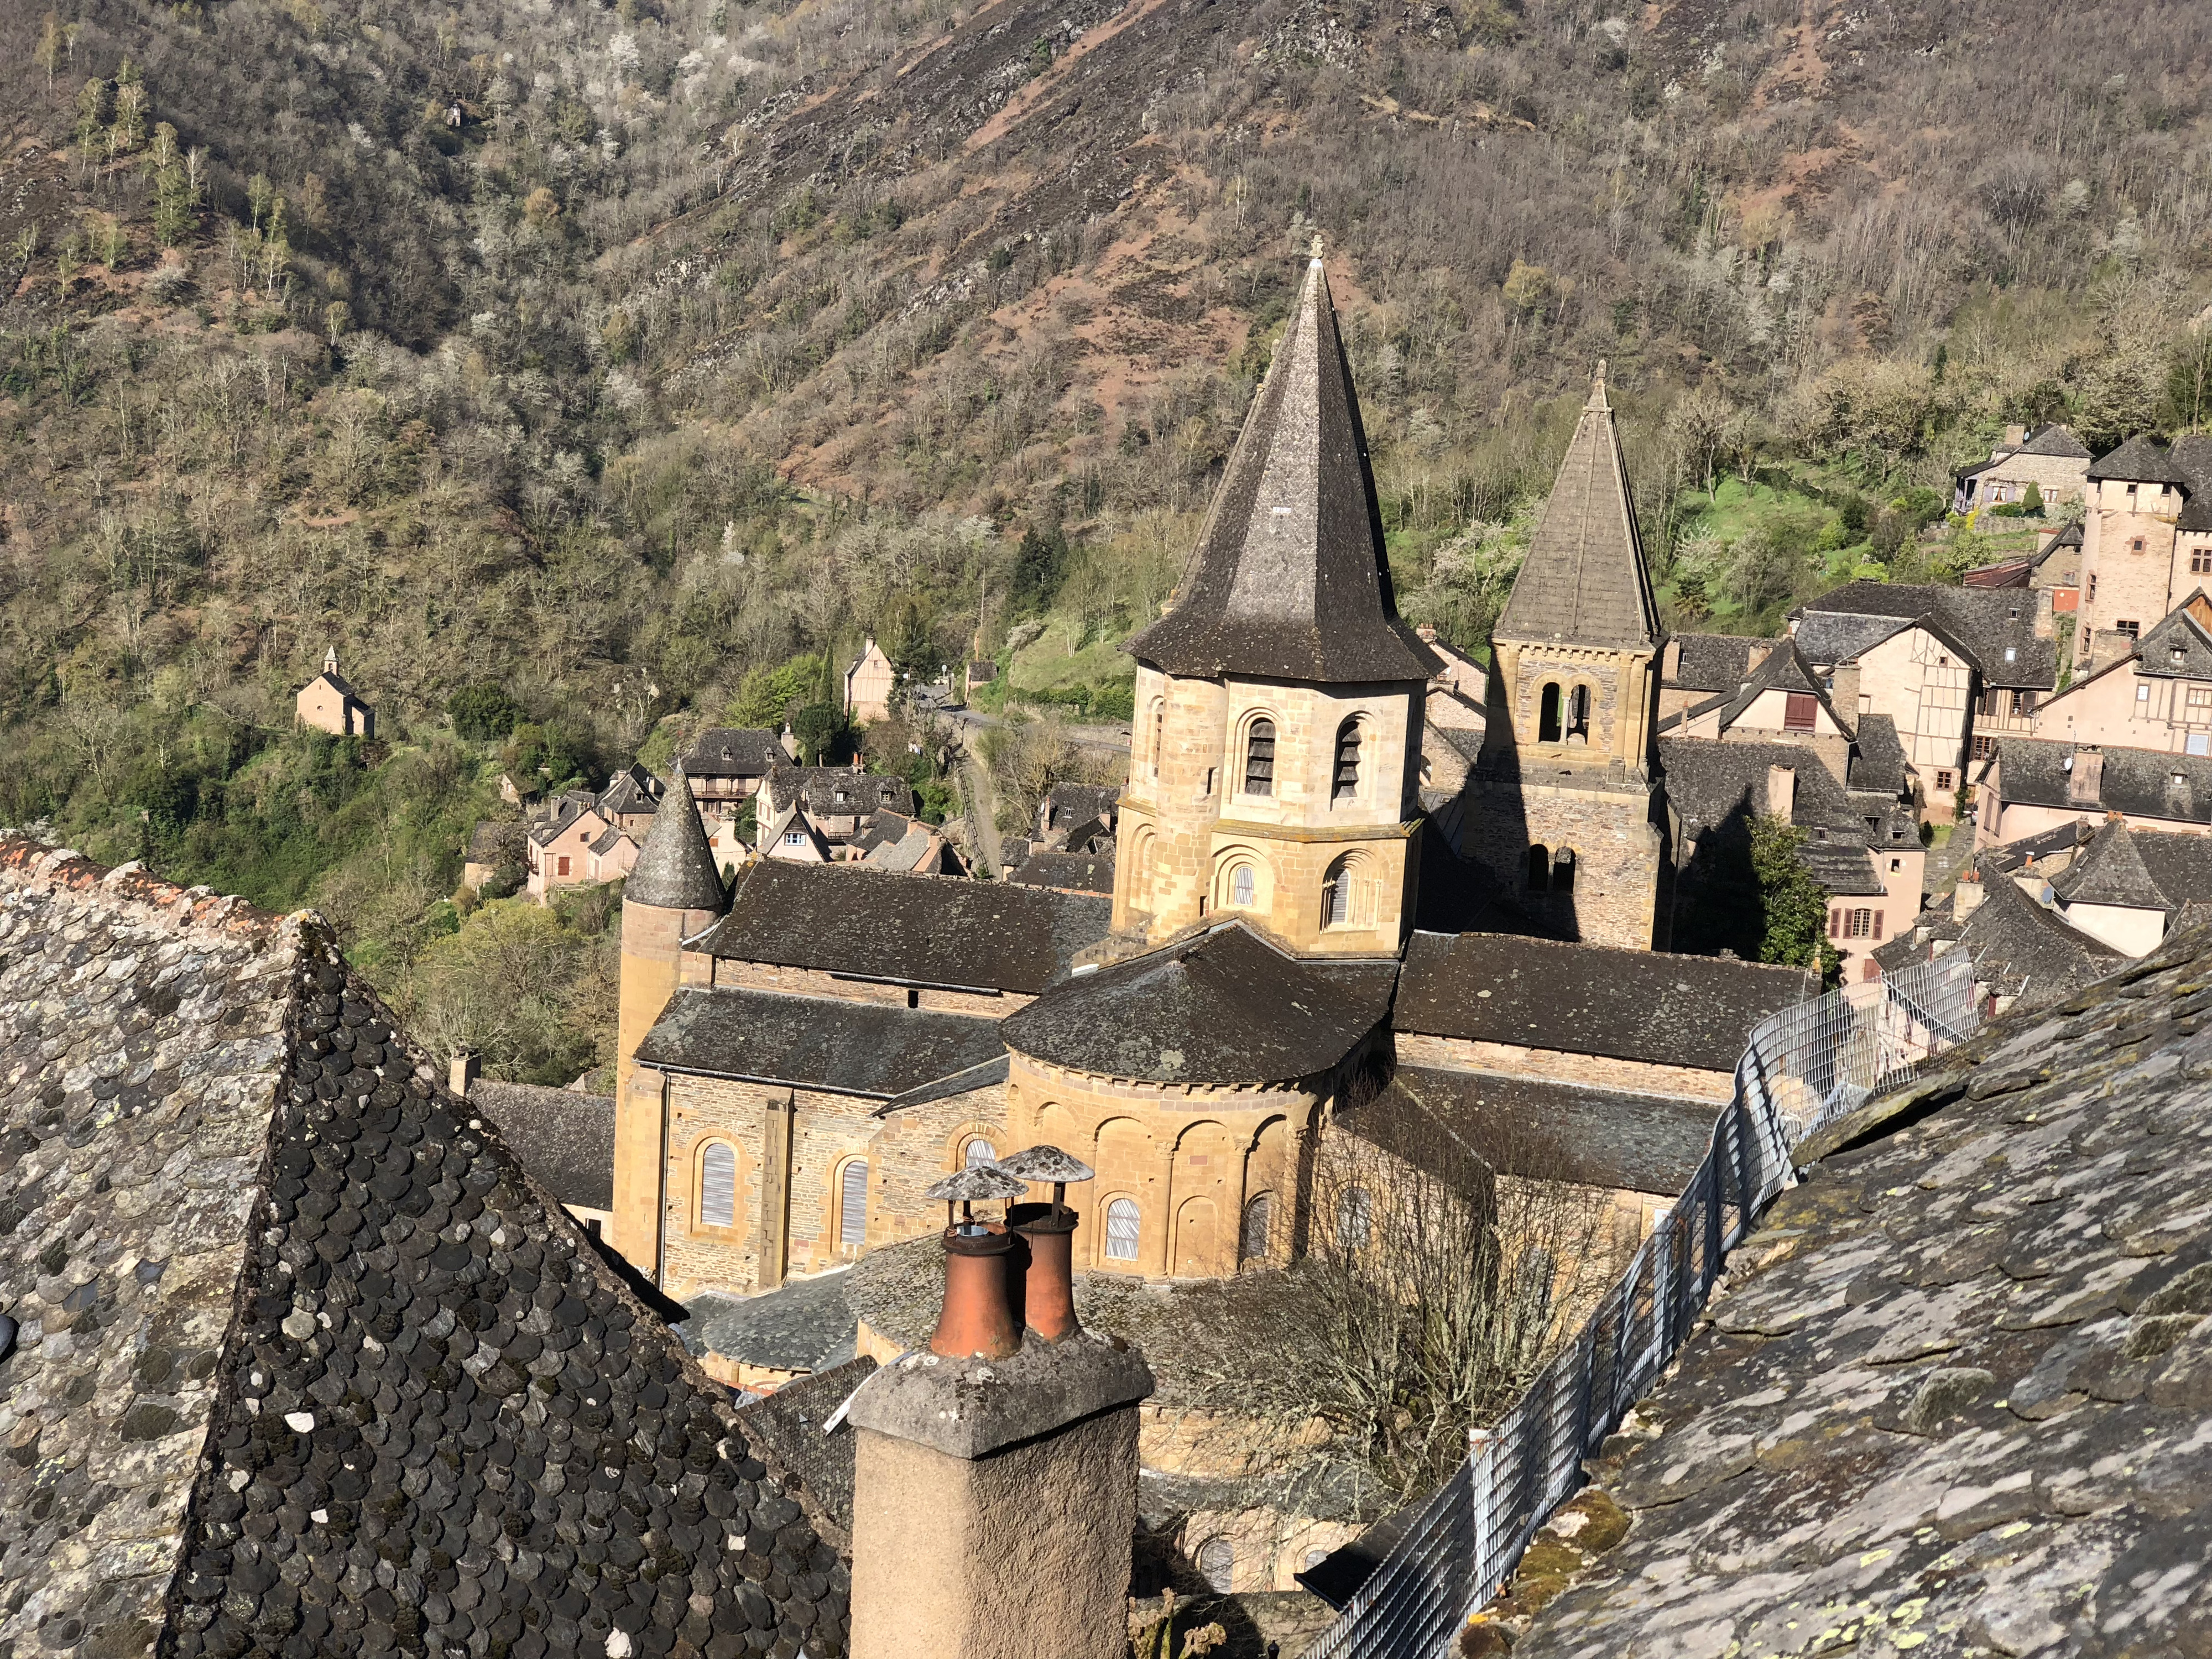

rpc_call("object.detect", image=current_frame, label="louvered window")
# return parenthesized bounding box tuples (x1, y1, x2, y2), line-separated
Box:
(1323, 857, 1354, 927)
(963, 1138, 997, 1168)
(1332, 719, 1361, 800)
(1335, 1188, 1373, 1253)
(1230, 865, 1256, 907)
(1243, 720, 1275, 796)
(1240, 1194, 1273, 1262)
(1198, 1538, 1235, 1594)
(1104, 1198, 1141, 1261)
(839, 1161, 869, 1249)
(700, 1145, 736, 1229)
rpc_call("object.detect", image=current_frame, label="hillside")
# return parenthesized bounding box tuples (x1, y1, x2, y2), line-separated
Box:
(2, 0, 2209, 1071)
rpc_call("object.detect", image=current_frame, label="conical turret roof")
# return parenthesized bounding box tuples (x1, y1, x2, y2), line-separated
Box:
(1124, 248, 1440, 685)
(1496, 364, 1660, 653)
(625, 765, 727, 912)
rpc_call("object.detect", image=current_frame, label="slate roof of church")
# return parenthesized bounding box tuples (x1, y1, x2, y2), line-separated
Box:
(1506, 919, 2212, 1659)
(1494, 368, 1660, 653)
(682, 1275, 860, 1379)
(467, 1081, 616, 1213)
(695, 860, 1112, 995)
(1343, 1066, 1721, 1197)
(0, 842, 849, 1659)
(1123, 255, 1439, 685)
(1001, 922, 1397, 1085)
(1008, 849, 1116, 894)
(638, 987, 1005, 1098)
(624, 766, 728, 912)
(1990, 737, 2212, 826)
(1393, 931, 1815, 1073)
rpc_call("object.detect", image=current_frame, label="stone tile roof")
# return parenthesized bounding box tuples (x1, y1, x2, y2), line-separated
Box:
(1659, 737, 1917, 888)
(1007, 849, 1115, 894)
(765, 766, 914, 824)
(2016, 421, 2093, 459)
(875, 1054, 1010, 1116)
(1793, 581, 2058, 688)
(1041, 784, 1120, 838)
(587, 824, 633, 859)
(1979, 817, 2093, 872)
(1494, 368, 1660, 653)
(731, 1359, 877, 1537)
(1508, 920, 2212, 1659)
(595, 763, 662, 819)
(680, 727, 785, 779)
(1923, 867, 2124, 1003)
(1846, 712, 1906, 795)
(623, 765, 728, 911)
(682, 1273, 858, 1377)
(695, 860, 1113, 994)
(1707, 637, 1850, 734)
(1001, 922, 1397, 1085)
(1344, 1065, 1720, 1197)
(2086, 432, 2192, 484)
(0, 842, 850, 1659)
(1664, 634, 1766, 692)
(1122, 255, 1439, 686)
(466, 1082, 615, 1213)
(1992, 737, 2212, 826)
(2054, 817, 2212, 918)
(636, 987, 1006, 1098)
(2132, 591, 2212, 679)
(1393, 931, 1815, 1072)
(525, 794, 601, 849)
(2034, 519, 2085, 563)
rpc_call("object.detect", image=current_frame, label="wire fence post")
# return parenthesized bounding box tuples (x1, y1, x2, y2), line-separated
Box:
(1468, 1425, 1497, 1607)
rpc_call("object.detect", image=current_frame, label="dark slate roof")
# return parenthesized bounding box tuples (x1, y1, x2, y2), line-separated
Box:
(731, 1358, 877, 1537)
(596, 763, 662, 818)
(1959, 873, 2124, 999)
(2053, 817, 2212, 917)
(1991, 737, 2212, 826)
(1122, 255, 1439, 685)
(1505, 919, 2212, 1659)
(2133, 592, 2212, 680)
(682, 727, 784, 778)
(683, 1273, 859, 1376)
(467, 1081, 615, 1212)
(1846, 713, 1906, 795)
(1392, 931, 1814, 1072)
(1042, 783, 1120, 834)
(1665, 634, 1766, 693)
(696, 859, 1113, 994)
(1344, 1065, 1720, 1196)
(1793, 582, 2058, 688)
(1710, 637, 1849, 733)
(1953, 455, 2002, 481)
(0, 842, 849, 1659)
(2033, 520, 2084, 565)
(1001, 922, 1396, 1085)
(1660, 738, 1916, 881)
(525, 793, 600, 849)
(2017, 421, 2092, 458)
(636, 987, 1006, 1097)
(877, 1053, 1011, 1115)
(1978, 817, 2093, 873)
(1008, 849, 1115, 894)
(624, 765, 728, 911)
(2086, 432, 2190, 484)
(1494, 368, 1660, 653)
(588, 823, 632, 858)
(764, 766, 915, 824)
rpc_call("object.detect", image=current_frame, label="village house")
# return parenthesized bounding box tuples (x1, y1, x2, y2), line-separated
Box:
(2070, 431, 2212, 676)
(293, 645, 374, 738)
(1657, 633, 1771, 721)
(522, 790, 612, 900)
(594, 759, 663, 834)
(761, 761, 916, 853)
(2030, 589, 2212, 754)
(1949, 421, 2093, 514)
(844, 638, 896, 724)
(679, 726, 784, 810)
(1974, 735, 2212, 846)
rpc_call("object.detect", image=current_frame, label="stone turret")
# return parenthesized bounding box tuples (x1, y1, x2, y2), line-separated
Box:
(1112, 243, 1439, 955)
(611, 764, 726, 1274)
(1468, 362, 1668, 949)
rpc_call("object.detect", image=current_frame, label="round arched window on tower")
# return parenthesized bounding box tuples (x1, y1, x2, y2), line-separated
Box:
(1197, 1537, 1235, 1595)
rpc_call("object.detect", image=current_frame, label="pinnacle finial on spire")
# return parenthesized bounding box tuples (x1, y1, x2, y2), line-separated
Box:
(1587, 359, 1610, 413)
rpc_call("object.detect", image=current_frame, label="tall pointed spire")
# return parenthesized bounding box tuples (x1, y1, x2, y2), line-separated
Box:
(1495, 362, 1658, 651)
(625, 764, 727, 912)
(1123, 247, 1439, 684)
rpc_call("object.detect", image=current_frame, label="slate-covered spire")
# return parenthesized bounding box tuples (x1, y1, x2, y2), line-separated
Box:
(1124, 243, 1440, 684)
(625, 764, 726, 912)
(1495, 362, 1660, 652)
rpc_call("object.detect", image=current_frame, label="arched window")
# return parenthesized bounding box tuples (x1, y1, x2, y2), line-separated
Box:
(1538, 683, 1563, 743)
(1322, 854, 1356, 928)
(1551, 847, 1577, 895)
(1303, 1548, 1330, 1572)
(1332, 718, 1363, 801)
(1104, 1197, 1142, 1261)
(1527, 844, 1551, 893)
(1243, 718, 1276, 796)
(1148, 697, 1165, 778)
(1241, 1194, 1274, 1263)
(1335, 1187, 1372, 1253)
(700, 1144, 736, 1230)
(1230, 863, 1257, 908)
(1197, 1537, 1235, 1594)
(839, 1160, 869, 1250)
(962, 1137, 997, 1168)
(1568, 684, 1591, 739)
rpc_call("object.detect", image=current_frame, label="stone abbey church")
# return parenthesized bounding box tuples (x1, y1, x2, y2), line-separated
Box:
(604, 253, 1809, 1370)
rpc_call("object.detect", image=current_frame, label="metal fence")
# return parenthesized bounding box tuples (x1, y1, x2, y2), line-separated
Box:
(1302, 952, 1980, 1659)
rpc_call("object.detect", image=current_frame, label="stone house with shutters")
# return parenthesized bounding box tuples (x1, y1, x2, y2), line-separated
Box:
(1974, 736, 2212, 847)
(2029, 590, 2212, 755)
(1949, 421, 2093, 514)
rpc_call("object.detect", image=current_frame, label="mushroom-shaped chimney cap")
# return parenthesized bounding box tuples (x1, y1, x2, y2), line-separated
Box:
(925, 1166, 1030, 1204)
(995, 1145, 1095, 1185)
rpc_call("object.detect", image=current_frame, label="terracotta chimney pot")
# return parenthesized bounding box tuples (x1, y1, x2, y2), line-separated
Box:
(930, 1228, 1022, 1360)
(1009, 1203, 1081, 1342)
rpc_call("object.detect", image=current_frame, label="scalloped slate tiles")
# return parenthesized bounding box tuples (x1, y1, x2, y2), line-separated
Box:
(0, 843, 849, 1659)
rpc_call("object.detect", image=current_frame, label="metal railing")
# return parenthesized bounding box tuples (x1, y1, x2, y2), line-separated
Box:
(1302, 953, 1979, 1659)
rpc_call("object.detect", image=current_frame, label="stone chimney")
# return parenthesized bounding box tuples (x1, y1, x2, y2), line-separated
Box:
(1661, 638, 1682, 682)
(1953, 869, 1985, 921)
(1766, 763, 1796, 823)
(1745, 640, 1776, 677)
(2067, 748, 2104, 807)
(1829, 661, 1863, 716)
(2004, 423, 2027, 449)
(2035, 586, 2058, 640)
(846, 1231, 1153, 1659)
(448, 1048, 480, 1097)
